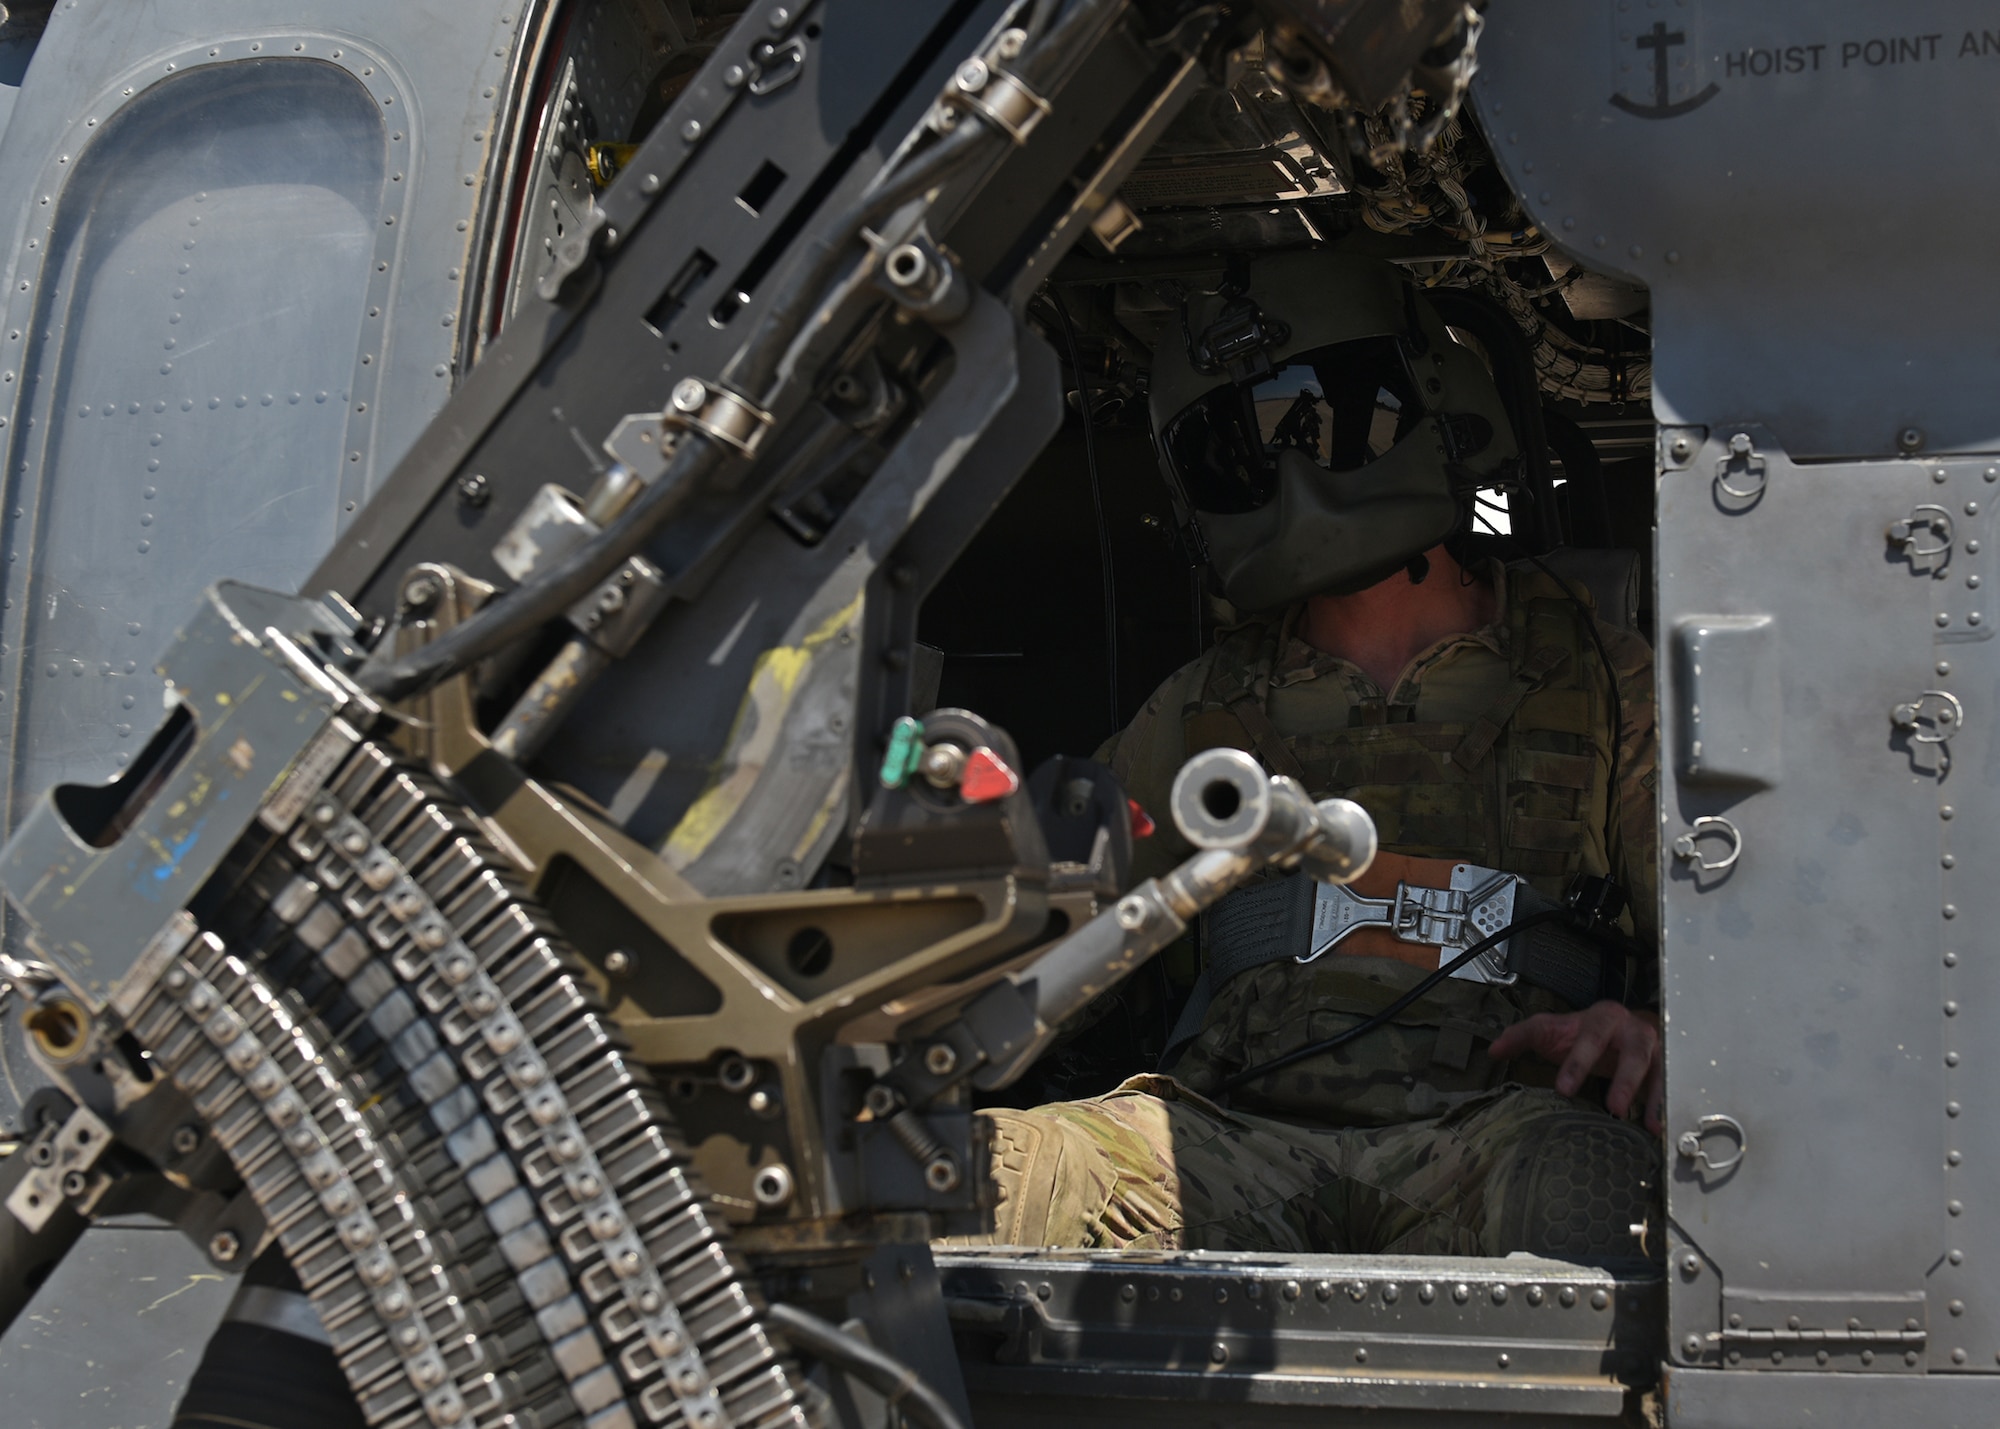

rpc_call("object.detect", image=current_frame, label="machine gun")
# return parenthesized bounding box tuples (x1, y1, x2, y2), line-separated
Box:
(0, 1, 1453, 1424)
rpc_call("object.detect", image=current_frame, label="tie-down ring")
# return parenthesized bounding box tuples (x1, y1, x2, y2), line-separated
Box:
(1672, 815, 1741, 873)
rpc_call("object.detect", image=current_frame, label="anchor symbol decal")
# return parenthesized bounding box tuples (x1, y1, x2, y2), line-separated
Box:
(1610, 20, 1721, 119)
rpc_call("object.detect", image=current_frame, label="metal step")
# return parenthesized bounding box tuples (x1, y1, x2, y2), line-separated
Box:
(939, 1248, 1661, 1425)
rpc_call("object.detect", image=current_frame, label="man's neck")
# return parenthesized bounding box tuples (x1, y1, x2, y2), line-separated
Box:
(1297, 546, 1498, 694)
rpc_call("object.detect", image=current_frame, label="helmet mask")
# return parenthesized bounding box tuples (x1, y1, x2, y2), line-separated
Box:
(1150, 253, 1518, 611)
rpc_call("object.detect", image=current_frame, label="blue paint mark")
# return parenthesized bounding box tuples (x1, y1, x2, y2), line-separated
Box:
(145, 819, 206, 889)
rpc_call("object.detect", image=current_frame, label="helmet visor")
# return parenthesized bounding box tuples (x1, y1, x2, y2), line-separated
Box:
(1161, 335, 1427, 514)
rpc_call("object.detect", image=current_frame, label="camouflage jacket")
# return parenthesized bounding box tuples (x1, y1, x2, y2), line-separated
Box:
(1098, 561, 1660, 1125)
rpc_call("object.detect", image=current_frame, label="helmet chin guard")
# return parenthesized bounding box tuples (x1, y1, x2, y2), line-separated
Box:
(1150, 253, 1517, 610)
(1202, 445, 1466, 611)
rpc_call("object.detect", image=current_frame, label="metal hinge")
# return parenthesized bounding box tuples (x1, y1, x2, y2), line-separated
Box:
(6, 1102, 111, 1232)
(1717, 1326, 1926, 1347)
(1712, 1290, 1927, 1372)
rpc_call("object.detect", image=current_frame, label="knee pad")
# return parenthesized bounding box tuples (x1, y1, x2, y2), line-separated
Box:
(1491, 1110, 1661, 1260)
(984, 1110, 1055, 1245)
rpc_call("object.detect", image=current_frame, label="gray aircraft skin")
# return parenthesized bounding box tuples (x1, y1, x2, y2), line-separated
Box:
(0, 2, 1992, 1427)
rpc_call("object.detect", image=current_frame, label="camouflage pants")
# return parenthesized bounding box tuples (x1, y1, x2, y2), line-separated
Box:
(972, 1074, 1658, 1257)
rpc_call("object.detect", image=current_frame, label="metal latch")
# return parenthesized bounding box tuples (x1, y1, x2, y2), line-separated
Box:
(1715, 431, 1767, 500)
(1887, 504, 1954, 566)
(1301, 864, 1519, 985)
(1891, 689, 1962, 743)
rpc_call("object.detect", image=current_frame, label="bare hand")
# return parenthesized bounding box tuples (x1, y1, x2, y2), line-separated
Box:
(1487, 1000, 1662, 1135)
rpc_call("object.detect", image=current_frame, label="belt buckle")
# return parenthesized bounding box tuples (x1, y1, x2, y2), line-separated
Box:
(1445, 864, 1519, 986)
(1298, 865, 1522, 985)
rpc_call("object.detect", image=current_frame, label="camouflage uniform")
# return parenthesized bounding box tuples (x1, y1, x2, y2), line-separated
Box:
(974, 563, 1662, 1256)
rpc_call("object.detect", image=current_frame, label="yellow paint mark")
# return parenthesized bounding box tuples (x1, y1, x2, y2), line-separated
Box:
(665, 592, 862, 865)
(280, 689, 298, 702)
(167, 801, 187, 820)
(214, 692, 230, 706)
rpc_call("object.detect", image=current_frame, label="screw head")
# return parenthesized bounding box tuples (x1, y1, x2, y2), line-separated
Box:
(1669, 435, 1692, 460)
(751, 1163, 794, 1207)
(1115, 895, 1152, 932)
(456, 473, 490, 507)
(924, 1154, 962, 1192)
(671, 377, 707, 414)
(603, 949, 633, 977)
(402, 575, 439, 609)
(924, 1043, 958, 1077)
(172, 1125, 201, 1156)
(723, 63, 747, 87)
(918, 742, 966, 789)
(955, 58, 990, 93)
(1901, 426, 1926, 452)
(209, 1230, 242, 1263)
(718, 1056, 756, 1093)
(1681, 1253, 1702, 1276)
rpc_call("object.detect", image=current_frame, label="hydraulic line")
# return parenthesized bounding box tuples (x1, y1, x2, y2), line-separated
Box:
(764, 1303, 969, 1429)
(1048, 291, 1121, 734)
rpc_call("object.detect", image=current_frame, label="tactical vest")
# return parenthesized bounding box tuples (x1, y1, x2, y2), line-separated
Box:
(1180, 565, 1612, 904)
(1160, 569, 1627, 1124)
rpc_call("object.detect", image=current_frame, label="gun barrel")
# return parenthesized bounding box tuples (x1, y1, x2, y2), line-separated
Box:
(973, 752, 1376, 1088)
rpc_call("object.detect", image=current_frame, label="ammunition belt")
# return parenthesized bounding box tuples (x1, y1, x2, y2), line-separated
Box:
(124, 732, 808, 1429)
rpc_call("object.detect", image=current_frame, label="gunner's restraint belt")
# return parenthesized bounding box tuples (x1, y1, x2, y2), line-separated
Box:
(1161, 864, 1630, 1066)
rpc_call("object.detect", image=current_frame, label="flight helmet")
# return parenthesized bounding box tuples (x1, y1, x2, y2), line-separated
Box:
(1150, 251, 1518, 610)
